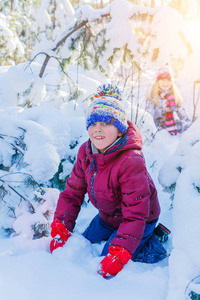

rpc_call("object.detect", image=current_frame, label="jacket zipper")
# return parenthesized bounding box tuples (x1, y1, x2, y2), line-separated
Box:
(89, 158, 98, 208)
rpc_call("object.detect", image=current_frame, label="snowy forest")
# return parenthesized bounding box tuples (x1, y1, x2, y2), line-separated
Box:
(1, 0, 200, 299)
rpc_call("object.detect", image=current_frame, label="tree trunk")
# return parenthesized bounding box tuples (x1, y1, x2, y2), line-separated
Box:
(151, 0, 155, 8)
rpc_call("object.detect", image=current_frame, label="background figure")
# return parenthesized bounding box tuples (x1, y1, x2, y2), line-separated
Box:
(145, 66, 192, 135)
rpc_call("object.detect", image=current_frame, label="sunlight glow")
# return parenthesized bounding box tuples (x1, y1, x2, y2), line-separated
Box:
(185, 19, 200, 50)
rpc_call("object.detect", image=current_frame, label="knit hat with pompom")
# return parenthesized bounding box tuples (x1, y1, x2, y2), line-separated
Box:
(85, 84, 128, 134)
(156, 64, 173, 81)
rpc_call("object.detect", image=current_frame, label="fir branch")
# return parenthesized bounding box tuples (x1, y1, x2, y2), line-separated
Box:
(0, 178, 35, 214)
(0, 172, 45, 194)
(39, 14, 110, 78)
(0, 132, 26, 150)
(4, 182, 35, 214)
(1, 197, 16, 217)
(185, 275, 200, 298)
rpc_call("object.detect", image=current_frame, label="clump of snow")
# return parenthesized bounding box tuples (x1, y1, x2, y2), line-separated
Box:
(148, 6, 188, 66)
(158, 119, 200, 299)
(106, 0, 140, 57)
(75, 4, 108, 22)
(0, 66, 34, 106)
(31, 39, 58, 65)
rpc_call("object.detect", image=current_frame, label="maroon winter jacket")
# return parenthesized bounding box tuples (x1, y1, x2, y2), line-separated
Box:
(54, 120, 160, 254)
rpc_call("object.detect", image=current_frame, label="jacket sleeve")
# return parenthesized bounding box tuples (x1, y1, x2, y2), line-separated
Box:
(145, 98, 155, 116)
(146, 99, 165, 128)
(110, 152, 156, 254)
(53, 144, 87, 232)
(176, 106, 192, 132)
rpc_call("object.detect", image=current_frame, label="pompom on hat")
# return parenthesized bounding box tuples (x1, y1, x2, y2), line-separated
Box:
(85, 84, 128, 134)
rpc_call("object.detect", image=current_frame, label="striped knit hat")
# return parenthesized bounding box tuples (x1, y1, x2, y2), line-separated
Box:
(85, 84, 128, 134)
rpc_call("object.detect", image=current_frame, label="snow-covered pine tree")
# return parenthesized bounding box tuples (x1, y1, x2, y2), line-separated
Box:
(0, 105, 76, 239)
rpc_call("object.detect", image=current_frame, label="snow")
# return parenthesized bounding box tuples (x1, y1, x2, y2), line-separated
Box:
(75, 4, 108, 22)
(158, 119, 200, 299)
(0, 0, 200, 299)
(0, 66, 33, 106)
(106, 0, 140, 56)
(149, 6, 188, 66)
(0, 212, 169, 300)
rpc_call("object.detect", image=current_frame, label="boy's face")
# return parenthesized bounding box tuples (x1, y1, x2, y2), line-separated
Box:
(88, 121, 122, 153)
(158, 78, 172, 91)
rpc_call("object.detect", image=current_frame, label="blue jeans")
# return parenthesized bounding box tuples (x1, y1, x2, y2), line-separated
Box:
(83, 214, 167, 263)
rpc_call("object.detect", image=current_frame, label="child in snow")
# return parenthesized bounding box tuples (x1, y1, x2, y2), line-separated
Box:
(145, 66, 192, 135)
(50, 84, 168, 278)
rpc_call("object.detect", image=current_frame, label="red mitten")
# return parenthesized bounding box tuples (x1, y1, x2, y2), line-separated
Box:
(51, 219, 71, 241)
(50, 238, 66, 253)
(98, 245, 132, 278)
(50, 219, 71, 253)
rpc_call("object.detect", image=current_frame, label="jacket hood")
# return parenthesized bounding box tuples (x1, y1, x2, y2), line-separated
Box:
(122, 120, 143, 152)
(86, 120, 143, 165)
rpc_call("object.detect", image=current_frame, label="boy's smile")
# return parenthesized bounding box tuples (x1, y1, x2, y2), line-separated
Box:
(88, 121, 122, 153)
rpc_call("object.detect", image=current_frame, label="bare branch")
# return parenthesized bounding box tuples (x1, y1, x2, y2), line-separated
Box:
(39, 14, 110, 78)
(193, 80, 200, 121)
